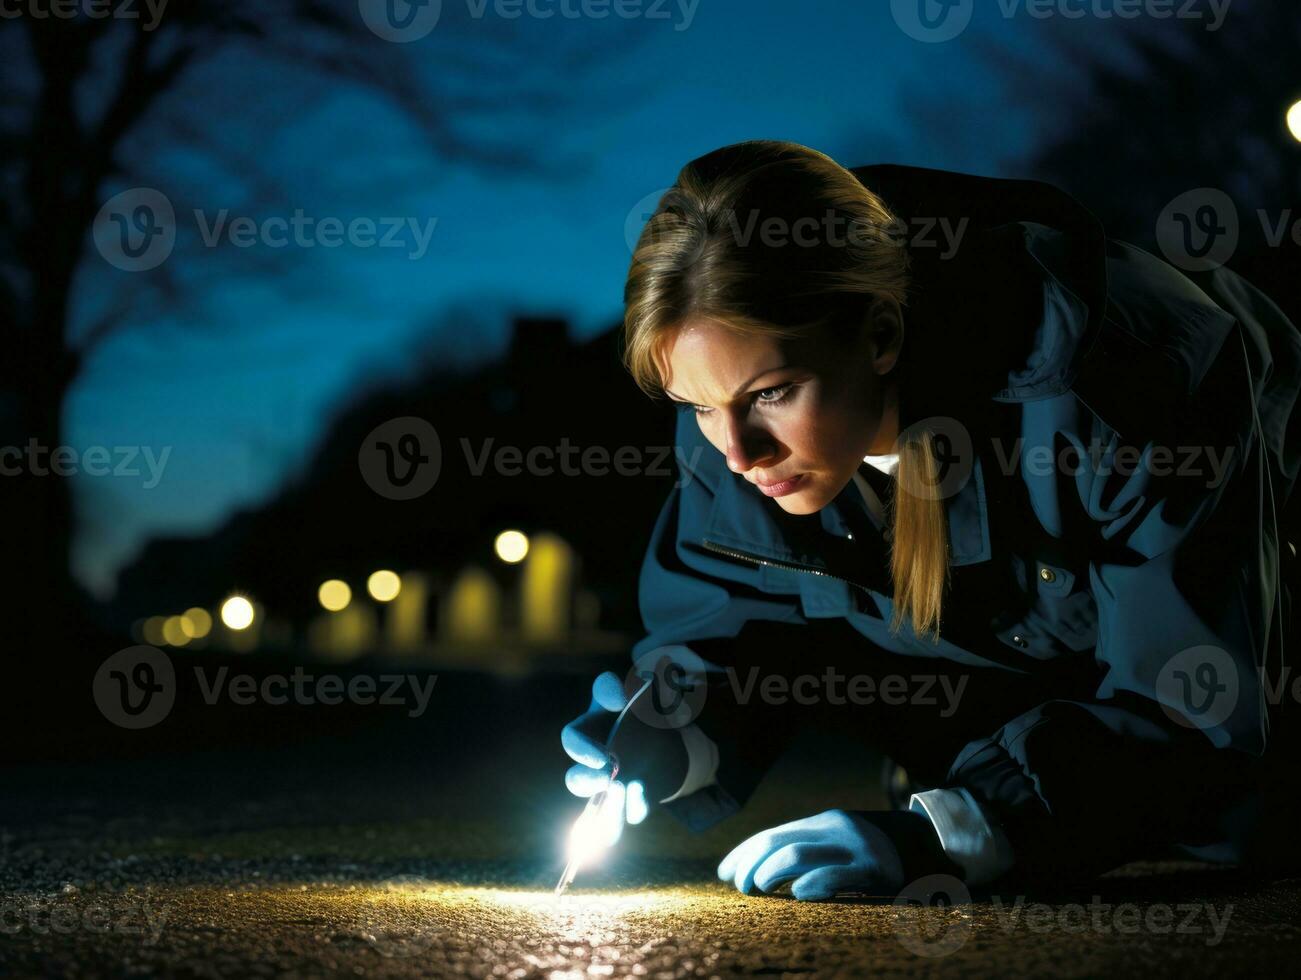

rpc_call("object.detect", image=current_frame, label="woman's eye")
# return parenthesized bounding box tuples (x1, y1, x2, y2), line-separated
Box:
(755, 384, 793, 405)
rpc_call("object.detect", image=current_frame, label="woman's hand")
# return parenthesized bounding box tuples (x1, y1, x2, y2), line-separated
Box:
(560, 670, 688, 829)
(717, 808, 958, 901)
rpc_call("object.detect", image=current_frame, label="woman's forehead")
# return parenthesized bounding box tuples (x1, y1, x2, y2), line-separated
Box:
(662, 321, 791, 402)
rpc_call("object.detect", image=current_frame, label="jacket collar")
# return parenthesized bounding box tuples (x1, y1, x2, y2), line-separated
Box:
(704, 449, 991, 583)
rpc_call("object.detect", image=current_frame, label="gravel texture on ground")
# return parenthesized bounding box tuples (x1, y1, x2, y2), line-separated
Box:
(5, 672, 1300, 977)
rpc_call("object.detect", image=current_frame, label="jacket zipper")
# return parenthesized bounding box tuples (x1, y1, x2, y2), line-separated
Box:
(700, 539, 879, 595)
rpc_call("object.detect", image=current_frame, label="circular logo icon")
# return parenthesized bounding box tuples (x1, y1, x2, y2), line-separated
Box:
(624, 187, 675, 256)
(93, 188, 176, 272)
(624, 645, 709, 730)
(893, 416, 973, 502)
(891, 873, 972, 957)
(891, 0, 974, 43)
(1156, 188, 1239, 272)
(357, 875, 438, 957)
(1155, 644, 1240, 732)
(358, 0, 441, 42)
(358, 417, 441, 500)
(93, 645, 176, 730)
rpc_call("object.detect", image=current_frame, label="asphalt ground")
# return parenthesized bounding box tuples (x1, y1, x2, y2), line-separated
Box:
(3, 668, 1300, 978)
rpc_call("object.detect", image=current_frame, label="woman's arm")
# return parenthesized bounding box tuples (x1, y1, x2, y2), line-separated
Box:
(621, 407, 819, 830)
(941, 328, 1294, 880)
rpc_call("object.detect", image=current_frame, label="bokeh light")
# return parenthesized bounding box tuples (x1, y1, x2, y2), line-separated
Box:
(367, 569, 401, 602)
(318, 579, 352, 612)
(494, 529, 530, 564)
(162, 615, 191, 646)
(221, 595, 255, 630)
(142, 615, 167, 646)
(182, 607, 213, 639)
(1288, 99, 1301, 142)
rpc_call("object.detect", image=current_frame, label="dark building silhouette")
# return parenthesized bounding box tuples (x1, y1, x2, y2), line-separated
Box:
(111, 316, 679, 662)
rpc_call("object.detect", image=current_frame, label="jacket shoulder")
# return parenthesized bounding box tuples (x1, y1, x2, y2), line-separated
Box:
(1069, 240, 1239, 449)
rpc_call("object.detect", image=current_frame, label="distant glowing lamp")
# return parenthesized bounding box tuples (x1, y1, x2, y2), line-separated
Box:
(494, 529, 530, 564)
(318, 579, 352, 612)
(162, 615, 190, 647)
(183, 607, 213, 639)
(1286, 99, 1301, 143)
(221, 595, 255, 631)
(142, 616, 167, 646)
(367, 569, 402, 602)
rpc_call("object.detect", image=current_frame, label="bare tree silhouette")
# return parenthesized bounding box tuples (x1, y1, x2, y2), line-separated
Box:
(838, 12, 1301, 338)
(1006, 12, 1301, 249)
(1, 1, 635, 638)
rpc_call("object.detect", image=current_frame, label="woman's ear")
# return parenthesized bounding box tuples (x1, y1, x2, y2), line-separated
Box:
(865, 296, 905, 376)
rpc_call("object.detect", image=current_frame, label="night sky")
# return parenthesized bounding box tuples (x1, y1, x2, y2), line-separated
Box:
(49, 1, 1161, 596)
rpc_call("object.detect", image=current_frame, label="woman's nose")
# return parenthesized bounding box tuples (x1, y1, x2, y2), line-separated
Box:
(722, 415, 777, 474)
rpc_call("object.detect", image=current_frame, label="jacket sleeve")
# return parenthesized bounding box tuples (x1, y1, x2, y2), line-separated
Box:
(943, 324, 1294, 881)
(628, 408, 821, 831)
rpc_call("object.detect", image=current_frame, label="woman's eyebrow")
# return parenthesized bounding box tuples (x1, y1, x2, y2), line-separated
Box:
(664, 364, 792, 403)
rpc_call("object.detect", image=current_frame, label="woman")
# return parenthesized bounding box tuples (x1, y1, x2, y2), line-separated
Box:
(561, 140, 1301, 900)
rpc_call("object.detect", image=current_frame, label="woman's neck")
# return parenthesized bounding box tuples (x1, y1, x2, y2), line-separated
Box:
(866, 380, 900, 455)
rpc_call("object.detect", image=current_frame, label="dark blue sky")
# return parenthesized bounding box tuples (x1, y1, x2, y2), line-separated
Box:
(63, 0, 1161, 596)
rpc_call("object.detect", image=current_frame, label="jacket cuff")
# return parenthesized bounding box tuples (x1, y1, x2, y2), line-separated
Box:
(660, 781, 741, 832)
(658, 723, 720, 803)
(909, 787, 1015, 885)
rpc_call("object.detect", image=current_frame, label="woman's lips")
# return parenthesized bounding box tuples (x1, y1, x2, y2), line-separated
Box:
(756, 473, 805, 498)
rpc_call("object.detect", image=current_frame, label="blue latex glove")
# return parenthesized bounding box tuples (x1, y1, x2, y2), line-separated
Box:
(560, 671, 687, 830)
(718, 808, 957, 901)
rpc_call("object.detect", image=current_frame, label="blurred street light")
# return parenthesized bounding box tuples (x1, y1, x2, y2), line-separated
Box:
(163, 615, 190, 647)
(183, 607, 213, 639)
(143, 616, 167, 646)
(494, 529, 530, 564)
(1288, 99, 1301, 142)
(221, 595, 256, 631)
(318, 579, 352, 612)
(367, 569, 402, 602)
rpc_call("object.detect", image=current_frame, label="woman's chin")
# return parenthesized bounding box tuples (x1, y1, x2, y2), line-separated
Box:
(773, 484, 829, 515)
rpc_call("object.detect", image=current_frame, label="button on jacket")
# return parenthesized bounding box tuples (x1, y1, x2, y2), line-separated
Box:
(628, 163, 1301, 879)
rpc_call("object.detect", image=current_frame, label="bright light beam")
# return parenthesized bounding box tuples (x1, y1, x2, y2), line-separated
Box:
(555, 774, 625, 896)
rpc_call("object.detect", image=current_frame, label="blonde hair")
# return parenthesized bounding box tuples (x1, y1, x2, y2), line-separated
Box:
(622, 139, 949, 640)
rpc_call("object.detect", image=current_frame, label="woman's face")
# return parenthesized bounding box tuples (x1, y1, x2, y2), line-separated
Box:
(661, 300, 904, 515)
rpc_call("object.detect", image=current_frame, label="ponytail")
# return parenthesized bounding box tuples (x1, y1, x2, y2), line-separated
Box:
(888, 429, 950, 641)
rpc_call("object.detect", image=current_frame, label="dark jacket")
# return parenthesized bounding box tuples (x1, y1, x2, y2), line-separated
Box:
(630, 163, 1301, 876)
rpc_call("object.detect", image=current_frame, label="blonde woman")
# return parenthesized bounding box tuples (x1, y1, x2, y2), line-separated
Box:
(561, 140, 1301, 899)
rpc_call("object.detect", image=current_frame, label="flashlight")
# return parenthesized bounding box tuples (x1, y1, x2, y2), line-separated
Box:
(554, 678, 653, 897)
(554, 755, 624, 896)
